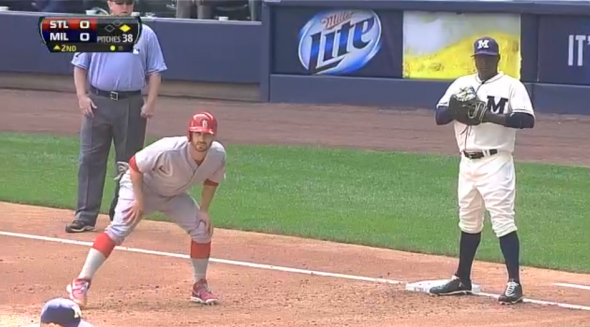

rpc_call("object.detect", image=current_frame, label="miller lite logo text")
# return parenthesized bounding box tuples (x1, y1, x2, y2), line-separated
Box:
(298, 10, 382, 75)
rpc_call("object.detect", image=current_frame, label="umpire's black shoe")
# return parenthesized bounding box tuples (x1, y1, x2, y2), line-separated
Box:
(429, 275, 473, 296)
(498, 279, 524, 305)
(65, 220, 95, 233)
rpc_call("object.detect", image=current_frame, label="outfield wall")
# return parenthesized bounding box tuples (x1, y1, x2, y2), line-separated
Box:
(0, 0, 589, 114)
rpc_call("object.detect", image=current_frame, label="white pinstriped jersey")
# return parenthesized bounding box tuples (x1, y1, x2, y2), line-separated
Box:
(437, 72, 535, 153)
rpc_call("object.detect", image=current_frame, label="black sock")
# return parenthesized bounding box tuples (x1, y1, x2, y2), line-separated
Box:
(499, 231, 520, 282)
(455, 231, 482, 283)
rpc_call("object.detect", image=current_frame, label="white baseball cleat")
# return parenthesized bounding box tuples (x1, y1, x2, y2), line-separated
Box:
(67, 278, 91, 308)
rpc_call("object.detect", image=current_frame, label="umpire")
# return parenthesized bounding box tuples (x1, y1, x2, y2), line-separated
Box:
(66, 0, 167, 233)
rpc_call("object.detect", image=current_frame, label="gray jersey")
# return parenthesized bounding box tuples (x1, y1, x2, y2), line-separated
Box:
(120, 136, 226, 196)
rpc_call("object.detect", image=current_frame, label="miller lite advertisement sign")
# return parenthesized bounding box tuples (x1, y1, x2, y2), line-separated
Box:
(297, 10, 383, 75)
(271, 8, 401, 78)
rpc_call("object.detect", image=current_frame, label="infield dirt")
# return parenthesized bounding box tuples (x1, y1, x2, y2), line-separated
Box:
(0, 89, 589, 327)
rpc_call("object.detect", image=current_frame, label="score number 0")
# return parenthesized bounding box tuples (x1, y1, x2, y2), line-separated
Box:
(80, 20, 90, 42)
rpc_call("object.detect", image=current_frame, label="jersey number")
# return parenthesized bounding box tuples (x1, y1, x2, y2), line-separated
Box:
(486, 96, 508, 114)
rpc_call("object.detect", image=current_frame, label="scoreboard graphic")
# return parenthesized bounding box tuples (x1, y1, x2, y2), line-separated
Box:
(39, 16, 142, 53)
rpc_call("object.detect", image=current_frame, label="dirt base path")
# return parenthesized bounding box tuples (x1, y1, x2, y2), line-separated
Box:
(0, 89, 589, 327)
(1, 203, 589, 327)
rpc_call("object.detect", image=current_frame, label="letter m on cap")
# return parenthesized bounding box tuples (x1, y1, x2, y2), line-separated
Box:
(477, 39, 490, 49)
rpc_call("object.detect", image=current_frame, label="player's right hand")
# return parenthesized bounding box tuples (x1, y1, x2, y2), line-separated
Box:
(198, 211, 213, 236)
(78, 95, 97, 117)
(123, 199, 144, 226)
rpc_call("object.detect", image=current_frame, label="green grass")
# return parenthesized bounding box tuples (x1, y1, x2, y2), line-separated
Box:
(0, 132, 588, 273)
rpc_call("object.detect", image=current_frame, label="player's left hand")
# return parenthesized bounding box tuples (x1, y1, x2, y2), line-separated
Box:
(141, 103, 155, 119)
(198, 211, 214, 236)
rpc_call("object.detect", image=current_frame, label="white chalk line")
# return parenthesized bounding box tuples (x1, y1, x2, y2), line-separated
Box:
(1, 230, 590, 312)
(0, 231, 402, 285)
(553, 283, 590, 291)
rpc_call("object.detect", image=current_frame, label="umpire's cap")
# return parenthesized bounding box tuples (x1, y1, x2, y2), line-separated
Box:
(40, 298, 93, 327)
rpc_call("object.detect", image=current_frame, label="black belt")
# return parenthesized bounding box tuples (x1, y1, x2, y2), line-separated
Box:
(89, 85, 142, 100)
(462, 149, 498, 159)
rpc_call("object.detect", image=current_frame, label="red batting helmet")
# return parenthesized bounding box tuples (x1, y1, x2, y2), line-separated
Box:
(188, 111, 217, 138)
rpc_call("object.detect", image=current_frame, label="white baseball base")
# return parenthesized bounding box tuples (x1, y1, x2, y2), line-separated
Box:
(405, 279, 481, 295)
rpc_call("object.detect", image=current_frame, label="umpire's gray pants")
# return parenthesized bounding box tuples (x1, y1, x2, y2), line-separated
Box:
(75, 93, 147, 225)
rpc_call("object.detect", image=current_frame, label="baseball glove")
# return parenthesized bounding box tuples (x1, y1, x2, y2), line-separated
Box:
(449, 87, 488, 126)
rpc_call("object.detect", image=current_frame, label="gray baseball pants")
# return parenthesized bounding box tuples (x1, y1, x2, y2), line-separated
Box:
(74, 92, 147, 226)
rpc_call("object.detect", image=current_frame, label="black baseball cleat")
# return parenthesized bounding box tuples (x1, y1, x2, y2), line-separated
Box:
(498, 279, 524, 305)
(65, 220, 95, 233)
(429, 275, 473, 296)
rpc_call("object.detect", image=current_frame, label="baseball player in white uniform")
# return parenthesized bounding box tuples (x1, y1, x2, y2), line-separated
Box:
(428, 37, 535, 304)
(66, 111, 226, 307)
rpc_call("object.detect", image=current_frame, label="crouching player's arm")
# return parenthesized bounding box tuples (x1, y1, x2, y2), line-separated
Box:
(199, 161, 226, 236)
(125, 156, 145, 224)
(124, 140, 167, 225)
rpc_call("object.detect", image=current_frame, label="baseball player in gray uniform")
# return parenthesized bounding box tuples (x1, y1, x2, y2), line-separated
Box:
(66, 0, 167, 234)
(66, 111, 226, 307)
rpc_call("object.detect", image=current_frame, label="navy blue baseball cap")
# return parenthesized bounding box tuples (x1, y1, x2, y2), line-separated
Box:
(473, 36, 500, 56)
(40, 298, 93, 327)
